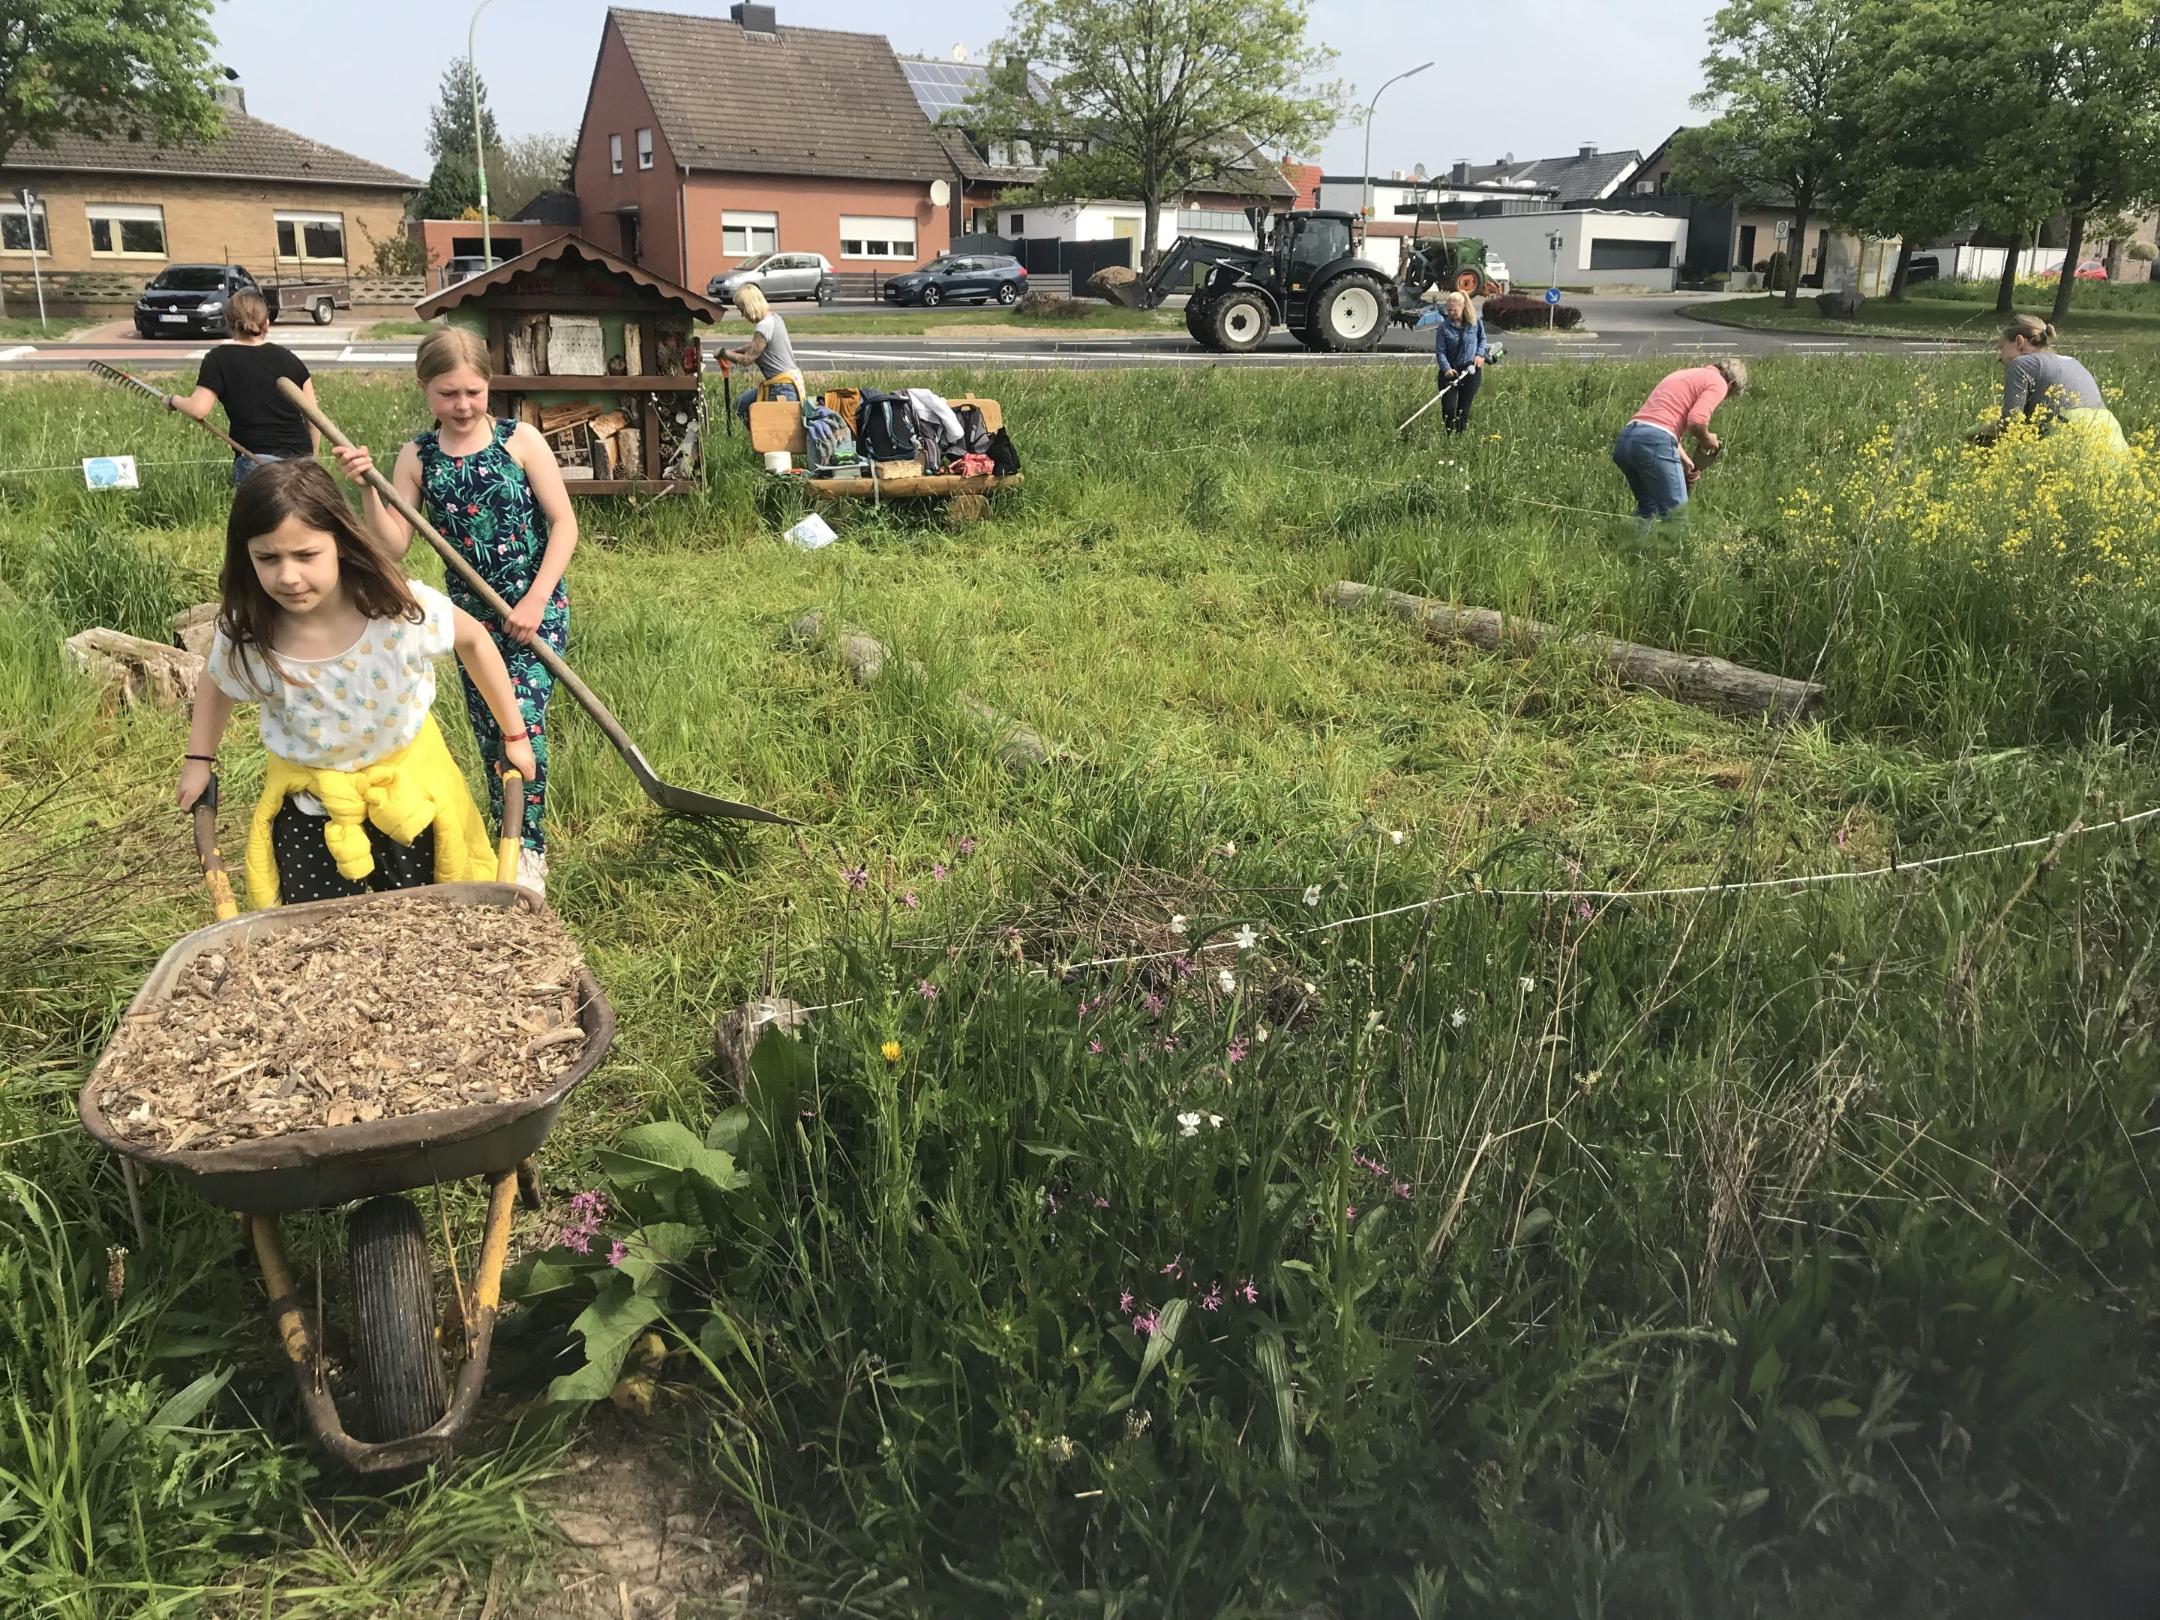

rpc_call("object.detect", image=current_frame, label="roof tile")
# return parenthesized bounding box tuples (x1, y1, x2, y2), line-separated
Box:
(0, 109, 419, 189)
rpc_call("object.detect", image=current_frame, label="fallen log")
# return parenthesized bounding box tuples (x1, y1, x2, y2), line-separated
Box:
(62, 627, 205, 711)
(786, 611, 1069, 773)
(170, 602, 219, 658)
(1326, 581, 1824, 721)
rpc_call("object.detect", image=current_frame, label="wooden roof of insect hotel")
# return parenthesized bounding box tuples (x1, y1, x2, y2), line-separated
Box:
(415, 235, 724, 321)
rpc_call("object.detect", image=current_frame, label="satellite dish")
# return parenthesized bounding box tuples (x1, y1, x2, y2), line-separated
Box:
(929, 178, 951, 207)
(951, 43, 968, 62)
(1412, 162, 1427, 180)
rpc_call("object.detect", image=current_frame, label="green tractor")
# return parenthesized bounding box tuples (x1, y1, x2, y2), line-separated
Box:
(1095, 209, 1401, 354)
(1401, 234, 1503, 303)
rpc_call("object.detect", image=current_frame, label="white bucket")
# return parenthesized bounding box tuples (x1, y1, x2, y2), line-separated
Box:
(763, 450, 793, 474)
(783, 513, 838, 551)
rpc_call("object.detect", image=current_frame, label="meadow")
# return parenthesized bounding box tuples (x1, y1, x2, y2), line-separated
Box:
(2, 348, 2158, 1616)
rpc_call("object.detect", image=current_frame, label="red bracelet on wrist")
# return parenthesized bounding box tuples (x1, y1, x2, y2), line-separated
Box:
(503, 730, 529, 741)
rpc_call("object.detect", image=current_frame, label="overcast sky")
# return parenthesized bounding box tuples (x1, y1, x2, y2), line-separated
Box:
(209, 0, 1716, 182)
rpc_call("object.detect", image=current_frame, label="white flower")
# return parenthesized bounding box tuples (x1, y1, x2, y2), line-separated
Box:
(1450, 1007, 1468, 1028)
(1220, 841, 1236, 857)
(1177, 1111, 1202, 1137)
(1255, 1025, 1271, 1043)
(1207, 1113, 1224, 1129)
(1169, 914, 1188, 936)
(1233, 924, 1259, 952)
(1390, 830, 1407, 846)
(1217, 967, 1237, 994)
(1519, 976, 1536, 993)
(1302, 884, 1323, 907)
(1302, 980, 1317, 995)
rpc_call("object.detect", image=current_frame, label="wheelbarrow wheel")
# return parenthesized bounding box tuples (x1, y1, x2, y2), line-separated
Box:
(347, 1195, 447, 1442)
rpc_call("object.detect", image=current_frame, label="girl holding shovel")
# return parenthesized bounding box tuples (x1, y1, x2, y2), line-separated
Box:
(330, 328, 577, 895)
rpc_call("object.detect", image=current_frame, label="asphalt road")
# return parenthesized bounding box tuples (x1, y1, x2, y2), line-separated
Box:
(0, 295, 1983, 375)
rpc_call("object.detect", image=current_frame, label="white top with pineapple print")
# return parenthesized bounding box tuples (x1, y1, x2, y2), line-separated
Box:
(206, 581, 457, 769)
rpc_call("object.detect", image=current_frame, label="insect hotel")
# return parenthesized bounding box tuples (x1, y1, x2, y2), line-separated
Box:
(414, 237, 721, 495)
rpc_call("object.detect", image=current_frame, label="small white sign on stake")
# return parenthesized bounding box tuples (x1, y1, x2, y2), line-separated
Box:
(82, 455, 139, 490)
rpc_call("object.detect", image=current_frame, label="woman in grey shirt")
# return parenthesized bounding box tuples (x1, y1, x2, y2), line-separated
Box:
(1976, 313, 2126, 455)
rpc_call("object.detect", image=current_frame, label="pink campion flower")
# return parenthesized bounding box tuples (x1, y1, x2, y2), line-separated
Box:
(560, 1226, 593, 1255)
(1119, 1290, 1135, 1315)
(1199, 1283, 1223, 1312)
(1170, 955, 1195, 980)
(917, 979, 939, 1000)
(1227, 1037, 1248, 1064)
(957, 836, 978, 857)
(1133, 1312, 1160, 1336)
(1346, 1205, 1359, 1222)
(1142, 992, 1165, 1017)
(1093, 1195, 1109, 1209)
(903, 890, 920, 910)
(1236, 1280, 1258, 1305)
(1574, 899, 1593, 921)
(842, 864, 869, 890)
(932, 862, 950, 881)
(1087, 1038, 1103, 1054)
(1391, 1180, 1412, 1201)
(569, 1190, 609, 1224)
(607, 1239, 628, 1267)
(1160, 1036, 1180, 1052)
(1160, 1255, 1183, 1279)
(1835, 825, 1849, 850)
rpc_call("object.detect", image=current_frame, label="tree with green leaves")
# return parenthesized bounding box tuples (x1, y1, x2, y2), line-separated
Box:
(489, 131, 574, 218)
(1669, 0, 1868, 304)
(424, 56, 502, 171)
(0, 0, 223, 173)
(963, 0, 1340, 267)
(410, 154, 482, 223)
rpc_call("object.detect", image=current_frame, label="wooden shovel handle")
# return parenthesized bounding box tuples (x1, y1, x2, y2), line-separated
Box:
(496, 771, 526, 885)
(275, 378, 643, 765)
(191, 773, 240, 922)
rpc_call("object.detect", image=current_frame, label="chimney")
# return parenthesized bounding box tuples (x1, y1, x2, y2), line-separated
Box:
(730, 3, 778, 33)
(1451, 159, 1469, 185)
(212, 81, 246, 113)
(1578, 142, 1597, 158)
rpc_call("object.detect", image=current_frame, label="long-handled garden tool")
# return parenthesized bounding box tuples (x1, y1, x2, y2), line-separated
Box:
(1397, 370, 1474, 435)
(89, 359, 255, 459)
(276, 380, 798, 827)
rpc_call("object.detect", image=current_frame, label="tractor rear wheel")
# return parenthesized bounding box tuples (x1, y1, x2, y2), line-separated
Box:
(1311, 273, 1388, 353)
(1209, 291, 1271, 354)
(1454, 268, 1483, 297)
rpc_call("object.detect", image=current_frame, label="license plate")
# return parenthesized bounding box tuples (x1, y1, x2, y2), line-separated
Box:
(159, 313, 186, 323)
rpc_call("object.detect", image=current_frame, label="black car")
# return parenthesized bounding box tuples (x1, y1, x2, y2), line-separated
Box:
(134, 264, 255, 338)
(882, 254, 1028, 307)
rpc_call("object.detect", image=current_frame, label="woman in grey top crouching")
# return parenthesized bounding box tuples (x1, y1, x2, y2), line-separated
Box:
(1974, 313, 2127, 456)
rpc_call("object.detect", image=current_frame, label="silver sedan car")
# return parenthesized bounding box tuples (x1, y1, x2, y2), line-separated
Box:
(706, 252, 836, 305)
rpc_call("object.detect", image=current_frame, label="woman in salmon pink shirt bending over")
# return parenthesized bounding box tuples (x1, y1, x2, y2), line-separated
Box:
(1611, 358, 1747, 522)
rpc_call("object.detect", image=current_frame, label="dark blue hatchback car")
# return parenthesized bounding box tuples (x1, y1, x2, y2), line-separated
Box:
(882, 254, 1029, 307)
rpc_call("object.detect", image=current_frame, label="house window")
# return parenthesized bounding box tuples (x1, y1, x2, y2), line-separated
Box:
(88, 202, 167, 257)
(1587, 236, 1673, 270)
(838, 215, 916, 260)
(0, 198, 49, 253)
(1177, 208, 1249, 232)
(1008, 212, 1025, 236)
(275, 211, 346, 264)
(721, 210, 779, 256)
(637, 128, 654, 170)
(610, 133, 623, 174)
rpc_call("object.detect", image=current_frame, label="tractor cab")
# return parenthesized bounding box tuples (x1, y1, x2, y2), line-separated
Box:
(1279, 212, 1357, 278)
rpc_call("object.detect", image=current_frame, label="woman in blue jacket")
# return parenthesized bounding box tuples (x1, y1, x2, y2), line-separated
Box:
(1433, 290, 1490, 434)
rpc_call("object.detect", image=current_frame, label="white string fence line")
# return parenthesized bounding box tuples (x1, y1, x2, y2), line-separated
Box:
(0, 458, 230, 478)
(784, 802, 2159, 1012)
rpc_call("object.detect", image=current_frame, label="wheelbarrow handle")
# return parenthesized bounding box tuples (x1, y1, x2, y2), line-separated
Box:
(191, 772, 240, 922)
(496, 771, 526, 885)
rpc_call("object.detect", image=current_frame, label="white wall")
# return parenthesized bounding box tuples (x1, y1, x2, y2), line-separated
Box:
(1467, 210, 1688, 291)
(1003, 201, 1253, 257)
(1924, 244, 2069, 282)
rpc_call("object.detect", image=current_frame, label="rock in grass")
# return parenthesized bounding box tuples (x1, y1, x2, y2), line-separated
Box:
(62, 627, 204, 711)
(171, 602, 219, 658)
(712, 996, 809, 1092)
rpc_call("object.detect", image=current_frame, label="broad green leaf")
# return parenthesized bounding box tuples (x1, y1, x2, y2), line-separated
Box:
(547, 1277, 663, 1404)
(596, 1121, 747, 1195)
(148, 1369, 230, 1434)
(1134, 1298, 1188, 1391)
(611, 1221, 705, 1289)
(1748, 1347, 1785, 1400)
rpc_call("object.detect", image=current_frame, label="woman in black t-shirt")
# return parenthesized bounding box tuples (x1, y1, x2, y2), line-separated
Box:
(165, 290, 320, 486)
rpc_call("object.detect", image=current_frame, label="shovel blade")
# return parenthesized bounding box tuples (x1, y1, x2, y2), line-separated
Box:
(615, 740, 800, 825)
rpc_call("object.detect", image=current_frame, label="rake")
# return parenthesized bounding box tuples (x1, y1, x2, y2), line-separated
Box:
(88, 359, 254, 458)
(276, 379, 798, 828)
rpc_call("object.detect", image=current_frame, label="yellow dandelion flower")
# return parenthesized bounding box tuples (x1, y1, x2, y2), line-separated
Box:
(881, 1039, 902, 1064)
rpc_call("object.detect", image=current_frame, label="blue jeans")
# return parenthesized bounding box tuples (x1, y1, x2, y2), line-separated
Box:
(1611, 423, 1686, 520)
(232, 452, 286, 487)
(734, 379, 798, 425)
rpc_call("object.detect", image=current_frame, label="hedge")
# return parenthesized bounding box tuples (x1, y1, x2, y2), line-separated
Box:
(1482, 293, 1583, 331)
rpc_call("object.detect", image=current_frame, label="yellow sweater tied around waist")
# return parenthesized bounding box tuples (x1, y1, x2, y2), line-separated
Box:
(243, 712, 493, 908)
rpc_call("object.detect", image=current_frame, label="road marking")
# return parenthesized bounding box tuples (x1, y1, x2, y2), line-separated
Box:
(0, 345, 33, 362)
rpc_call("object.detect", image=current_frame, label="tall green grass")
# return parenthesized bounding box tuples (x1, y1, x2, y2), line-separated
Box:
(1, 358, 2157, 1614)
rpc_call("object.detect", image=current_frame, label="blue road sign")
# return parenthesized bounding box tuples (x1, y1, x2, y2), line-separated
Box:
(1543, 286, 1563, 305)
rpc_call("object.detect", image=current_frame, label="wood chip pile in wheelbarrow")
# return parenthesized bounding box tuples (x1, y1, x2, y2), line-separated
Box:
(92, 895, 589, 1153)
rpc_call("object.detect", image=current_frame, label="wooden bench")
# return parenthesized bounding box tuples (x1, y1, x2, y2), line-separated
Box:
(748, 394, 1021, 519)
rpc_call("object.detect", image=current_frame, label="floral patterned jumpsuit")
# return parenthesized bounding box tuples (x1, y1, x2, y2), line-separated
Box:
(415, 420, 567, 853)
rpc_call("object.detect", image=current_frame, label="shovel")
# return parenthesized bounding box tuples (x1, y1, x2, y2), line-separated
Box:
(278, 380, 798, 827)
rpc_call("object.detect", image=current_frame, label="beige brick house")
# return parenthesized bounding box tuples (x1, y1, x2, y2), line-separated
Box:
(0, 92, 417, 285)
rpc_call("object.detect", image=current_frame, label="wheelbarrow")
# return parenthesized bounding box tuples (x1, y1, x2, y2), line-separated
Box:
(77, 775, 615, 1474)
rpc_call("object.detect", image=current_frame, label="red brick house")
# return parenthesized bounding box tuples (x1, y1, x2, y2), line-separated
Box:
(574, 3, 953, 291)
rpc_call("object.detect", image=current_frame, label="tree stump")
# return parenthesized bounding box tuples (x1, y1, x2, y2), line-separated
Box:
(62, 628, 205, 711)
(171, 602, 219, 658)
(712, 996, 810, 1093)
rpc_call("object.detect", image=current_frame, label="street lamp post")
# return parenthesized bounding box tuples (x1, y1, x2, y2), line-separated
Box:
(468, 0, 501, 267)
(1361, 62, 1433, 220)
